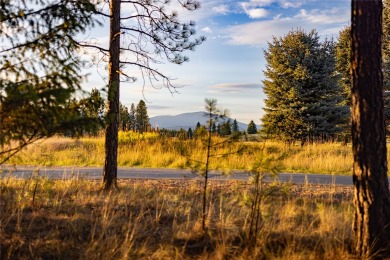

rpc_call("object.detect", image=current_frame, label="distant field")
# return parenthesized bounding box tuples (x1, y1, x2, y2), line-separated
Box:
(3, 133, 359, 175)
(0, 178, 354, 259)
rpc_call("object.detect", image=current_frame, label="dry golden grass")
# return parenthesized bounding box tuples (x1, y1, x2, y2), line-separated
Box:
(5, 135, 359, 175)
(1, 176, 354, 259)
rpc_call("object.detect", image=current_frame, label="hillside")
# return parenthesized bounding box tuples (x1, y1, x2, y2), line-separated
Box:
(150, 111, 250, 131)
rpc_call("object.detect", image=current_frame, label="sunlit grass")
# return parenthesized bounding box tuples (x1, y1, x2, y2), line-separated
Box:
(0, 177, 354, 259)
(4, 133, 359, 174)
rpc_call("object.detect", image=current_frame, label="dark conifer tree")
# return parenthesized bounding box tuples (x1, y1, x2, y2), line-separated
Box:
(0, 0, 98, 163)
(261, 29, 348, 142)
(220, 120, 232, 136)
(247, 120, 258, 134)
(187, 128, 193, 139)
(119, 103, 131, 131)
(78, 88, 106, 135)
(129, 103, 136, 131)
(232, 119, 239, 133)
(336, 27, 352, 106)
(135, 100, 150, 133)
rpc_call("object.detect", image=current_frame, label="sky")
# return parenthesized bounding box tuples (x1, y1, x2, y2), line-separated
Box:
(80, 0, 351, 125)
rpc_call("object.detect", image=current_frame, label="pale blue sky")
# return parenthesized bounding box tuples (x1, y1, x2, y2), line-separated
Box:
(81, 0, 350, 125)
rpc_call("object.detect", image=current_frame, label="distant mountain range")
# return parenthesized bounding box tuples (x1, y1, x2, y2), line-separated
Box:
(150, 112, 251, 131)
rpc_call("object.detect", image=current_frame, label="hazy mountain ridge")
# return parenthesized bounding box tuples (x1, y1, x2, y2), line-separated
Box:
(150, 111, 250, 131)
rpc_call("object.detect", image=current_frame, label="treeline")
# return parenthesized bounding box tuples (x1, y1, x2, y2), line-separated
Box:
(71, 91, 260, 139)
(158, 119, 258, 139)
(68, 90, 152, 136)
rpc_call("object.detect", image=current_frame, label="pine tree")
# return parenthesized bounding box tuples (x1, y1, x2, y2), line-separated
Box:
(119, 103, 131, 131)
(135, 100, 150, 133)
(195, 122, 203, 137)
(220, 120, 232, 136)
(336, 27, 352, 106)
(335, 26, 352, 141)
(232, 119, 239, 133)
(78, 88, 106, 135)
(196, 122, 201, 131)
(87, 0, 205, 190)
(129, 103, 136, 131)
(0, 0, 97, 163)
(247, 120, 258, 134)
(261, 29, 348, 143)
(199, 98, 228, 230)
(187, 128, 193, 139)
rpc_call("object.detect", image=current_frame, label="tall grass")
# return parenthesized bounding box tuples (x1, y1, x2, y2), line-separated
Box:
(0, 177, 354, 259)
(4, 134, 358, 174)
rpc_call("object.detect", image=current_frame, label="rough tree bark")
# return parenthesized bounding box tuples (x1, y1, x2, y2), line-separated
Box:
(103, 0, 121, 190)
(351, 0, 390, 257)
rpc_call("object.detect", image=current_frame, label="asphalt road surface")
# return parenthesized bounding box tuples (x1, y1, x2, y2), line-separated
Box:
(0, 165, 361, 185)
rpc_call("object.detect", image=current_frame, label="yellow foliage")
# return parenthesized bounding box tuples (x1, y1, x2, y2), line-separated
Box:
(118, 130, 159, 143)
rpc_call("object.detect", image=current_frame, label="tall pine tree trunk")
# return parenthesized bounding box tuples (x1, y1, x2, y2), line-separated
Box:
(351, 0, 390, 257)
(103, 0, 121, 190)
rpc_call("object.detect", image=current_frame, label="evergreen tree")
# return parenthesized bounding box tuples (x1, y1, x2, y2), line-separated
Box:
(195, 122, 203, 137)
(129, 103, 136, 131)
(195, 122, 201, 131)
(261, 29, 348, 142)
(336, 27, 352, 106)
(199, 98, 227, 230)
(78, 88, 106, 135)
(79, 89, 105, 118)
(335, 27, 352, 141)
(247, 120, 258, 134)
(119, 103, 131, 131)
(232, 119, 239, 133)
(90, 1, 205, 190)
(220, 120, 232, 136)
(187, 128, 193, 139)
(135, 100, 150, 133)
(0, 0, 97, 163)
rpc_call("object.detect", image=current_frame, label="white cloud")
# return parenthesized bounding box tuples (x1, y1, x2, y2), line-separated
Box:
(246, 8, 269, 18)
(280, 0, 306, 8)
(294, 8, 347, 24)
(212, 4, 230, 14)
(225, 7, 349, 46)
(241, 2, 269, 19)
(240, 0, 306, 9)
(240, 0, 274, 8)
(201, 27, 213, 33)
(240, 0, 306, 19)
(208, 83, 260, 93)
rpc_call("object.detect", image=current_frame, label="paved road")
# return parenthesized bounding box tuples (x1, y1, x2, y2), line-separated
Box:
(0, 165, 358, 185)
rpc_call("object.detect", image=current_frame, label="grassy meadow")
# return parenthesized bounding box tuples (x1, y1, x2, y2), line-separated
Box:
(1, 177, 354, 259)
(1, 132, 366, 258)
(5, 132, 355, 175)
